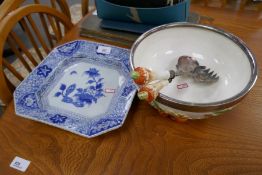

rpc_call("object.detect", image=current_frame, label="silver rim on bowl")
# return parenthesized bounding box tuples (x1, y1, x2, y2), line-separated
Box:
(130, 22, 258, 112)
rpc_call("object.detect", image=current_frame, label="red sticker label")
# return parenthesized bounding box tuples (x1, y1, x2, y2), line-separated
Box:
(104, 88, 116, 93)
(177, 83, 188, 89)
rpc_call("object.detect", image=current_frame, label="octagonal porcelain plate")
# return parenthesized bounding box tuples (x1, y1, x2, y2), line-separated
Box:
(14, 40, 136, 138)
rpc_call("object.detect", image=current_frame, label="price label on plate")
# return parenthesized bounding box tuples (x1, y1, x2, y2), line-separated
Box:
(97, 45, 111, 55)
(177, 83, 189, 89)
(105, 88, 116, 93)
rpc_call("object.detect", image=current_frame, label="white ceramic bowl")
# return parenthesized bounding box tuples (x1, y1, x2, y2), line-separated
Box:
(130, 23, 258, 120)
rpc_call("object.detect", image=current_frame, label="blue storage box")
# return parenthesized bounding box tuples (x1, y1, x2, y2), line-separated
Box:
(95, 0, 191, 25)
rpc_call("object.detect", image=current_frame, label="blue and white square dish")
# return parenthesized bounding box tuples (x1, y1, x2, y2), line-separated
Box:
(14, 40, 137, 138)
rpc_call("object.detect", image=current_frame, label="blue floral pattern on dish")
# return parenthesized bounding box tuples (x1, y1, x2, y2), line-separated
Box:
(57, 41, 80, 56)
(89, 118, 122, 135)
(14, 40, 137, 138)
(70, 71, 77, 75)
(18, 93, 39, 110)
(121, 85, 135, 97)
(54, 68, 105, 107)
(37, 65, 52, 78)
(50, 114, 67, 124)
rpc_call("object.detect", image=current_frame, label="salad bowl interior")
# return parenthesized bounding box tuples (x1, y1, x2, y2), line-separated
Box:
(130, 23, 257, 119)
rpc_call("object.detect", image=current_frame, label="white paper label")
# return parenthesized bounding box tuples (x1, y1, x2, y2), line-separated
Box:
(177, 83, 189, 89)
(104, 88, 116, 93)
(97, 46, 111, 55)
(92, 10, 97, 16)
(10, 156, 31, 172)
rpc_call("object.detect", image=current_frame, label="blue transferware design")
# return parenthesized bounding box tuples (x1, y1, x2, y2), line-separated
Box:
(121, 85, 135, 97)
(37, 65, 52, 78)
(18, 93, 39, 110)
(54, 68, 105, 107)
(57, 41, 80, 56)
(14, 40, 137, 138)
(89, 118, 122, 135)
(70, 70, 77, 75)
(50, 114, 67, 124)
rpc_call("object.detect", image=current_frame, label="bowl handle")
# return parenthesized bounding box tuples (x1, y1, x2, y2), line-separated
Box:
(137, 80, 169, 103)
